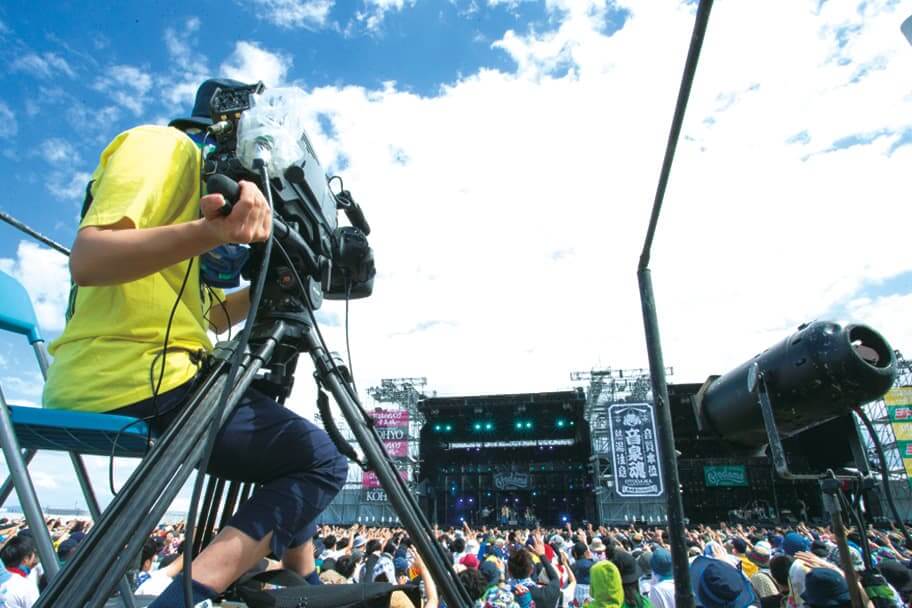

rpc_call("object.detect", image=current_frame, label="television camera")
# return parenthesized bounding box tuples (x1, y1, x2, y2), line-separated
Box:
(204, 82, 375, 311)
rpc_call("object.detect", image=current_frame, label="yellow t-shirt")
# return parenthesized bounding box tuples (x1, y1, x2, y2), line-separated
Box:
(43, 125, 216, 412)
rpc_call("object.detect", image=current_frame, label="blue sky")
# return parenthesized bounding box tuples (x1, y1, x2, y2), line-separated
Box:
(0, 0, 911, 511)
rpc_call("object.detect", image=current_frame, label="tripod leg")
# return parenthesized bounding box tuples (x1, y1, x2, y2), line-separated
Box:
(36, 324, 286, 608)
(198, 477, 226, 556)
(193, 475, 220, 554)
(217, 481, 243, 538)
(305, 330, 472, 608)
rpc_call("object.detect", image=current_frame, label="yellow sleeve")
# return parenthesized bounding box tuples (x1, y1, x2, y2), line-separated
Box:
(81, 126, 199, 230)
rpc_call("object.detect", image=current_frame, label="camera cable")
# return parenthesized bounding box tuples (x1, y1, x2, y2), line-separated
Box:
(182, 163, 275, 608)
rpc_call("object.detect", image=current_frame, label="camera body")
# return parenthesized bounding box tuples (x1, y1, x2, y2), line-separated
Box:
(203, 84, 375, 310)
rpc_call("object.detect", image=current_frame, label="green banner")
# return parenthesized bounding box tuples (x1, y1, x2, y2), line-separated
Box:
(704, 465, 748, 487)
(885, 389, 912, 492)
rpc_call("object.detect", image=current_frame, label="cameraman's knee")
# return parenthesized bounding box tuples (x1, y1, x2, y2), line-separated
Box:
(327, 449, 348, 492)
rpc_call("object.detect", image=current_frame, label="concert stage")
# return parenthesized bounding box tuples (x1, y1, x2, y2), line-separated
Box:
(415, 383, 870, 527)
(418, 390, 594, 526)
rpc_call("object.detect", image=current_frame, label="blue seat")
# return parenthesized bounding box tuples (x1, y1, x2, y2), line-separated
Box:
(9, 407, 150, 457)
(0, 270, 150, 456)
(0, 268, 140, 605)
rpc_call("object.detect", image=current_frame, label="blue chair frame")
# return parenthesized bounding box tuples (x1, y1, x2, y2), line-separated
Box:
(0, 270, 141, 606)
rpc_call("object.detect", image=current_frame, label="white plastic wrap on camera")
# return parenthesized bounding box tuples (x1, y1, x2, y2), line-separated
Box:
(237, 87, 314, 175)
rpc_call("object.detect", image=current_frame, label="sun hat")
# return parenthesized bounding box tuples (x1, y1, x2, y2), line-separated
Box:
(690, 555, 756, 608)
(800, 568, 850, 607)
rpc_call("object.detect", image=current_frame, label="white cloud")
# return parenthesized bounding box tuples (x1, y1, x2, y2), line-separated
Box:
(846, 293, 912, 359)
(0, 242, 71, 332)
(0, 374, 43, 400)
(219, 41, 291, 87)
(356, 0, 415, 31)
(40, 138, 81, 164)
(11, 52, 75, 79)
(93, 65, 153, 116)
(47, 171, 92, 201)
(0, 102, 16, 138)
(262, 0, 912, 411)
(248, 0, 334, 29)
(30, 470, 60, 490)
(161, 18, 209, 109)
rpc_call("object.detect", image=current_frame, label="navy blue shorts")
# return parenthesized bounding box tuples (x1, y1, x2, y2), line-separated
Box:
(113, 379, 348, 559)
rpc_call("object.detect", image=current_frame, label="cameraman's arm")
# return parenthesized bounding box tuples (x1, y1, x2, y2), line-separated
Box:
(71, 181, 271, 286)
(207, 288, 250, 335)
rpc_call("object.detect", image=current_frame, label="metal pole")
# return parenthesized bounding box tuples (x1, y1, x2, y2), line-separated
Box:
(68, 452, 136, 608)
(636, 2, 714, 606)
(0, 449, 36, 506)
(0, 211, 70, 256)
(0, 386, 60, 578)
(637, 269, 693, 608)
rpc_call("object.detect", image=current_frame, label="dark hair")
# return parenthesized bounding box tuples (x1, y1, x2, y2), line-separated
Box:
(324, 535, 337, 550)
(452, 537, 466, 554)
(623, 582, 648, 608)
(1, 535, 35, 568)
(769, 555, 793, 588)
(336, 555, 356, 579)
(141, 538, 158, 566)
(366, 539, 382, 555)
(508, 548, 534, 580)
(336, 538, 349, 550)
(572, 542, 588, 560)
(459, 568, 488, 601)
(71, 520, 86, 533)
(383, 540, 398, 555)
(322, 557, 337, 572)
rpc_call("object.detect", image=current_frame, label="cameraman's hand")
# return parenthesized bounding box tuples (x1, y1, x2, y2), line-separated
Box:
(200, 180, 272, 245)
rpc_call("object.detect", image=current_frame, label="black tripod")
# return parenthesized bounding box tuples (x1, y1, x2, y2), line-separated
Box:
(35, 307, 472, 607)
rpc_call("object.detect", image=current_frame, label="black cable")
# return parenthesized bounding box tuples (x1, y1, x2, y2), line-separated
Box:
(107, 258, 194, 496)
(272, 240, 361, 409)
(853, 406, 912, 548)
(345, 279, 358, 395)
(271, 239, 471, 607)
(838, 483, 874, 572)
(182, 162, 275, 608)
(206, 285, 232, 341)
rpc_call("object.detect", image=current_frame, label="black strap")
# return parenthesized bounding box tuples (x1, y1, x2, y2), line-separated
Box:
(316, 390, 361, 465)
(79, 180, 95, 221)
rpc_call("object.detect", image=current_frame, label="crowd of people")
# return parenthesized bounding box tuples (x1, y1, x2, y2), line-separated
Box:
(3, 515, 912, 608)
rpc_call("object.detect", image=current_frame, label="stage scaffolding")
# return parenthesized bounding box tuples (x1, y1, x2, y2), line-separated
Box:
(856, 351, 912, 521)
(316, 377, 428, 525)
(572, 367, 673, 525)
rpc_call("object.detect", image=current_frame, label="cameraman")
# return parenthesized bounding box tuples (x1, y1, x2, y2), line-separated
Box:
(42, 79, 349, 607)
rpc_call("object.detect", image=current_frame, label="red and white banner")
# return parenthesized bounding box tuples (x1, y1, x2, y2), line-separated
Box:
(362, 408, 411, 488)
(362, 469, 408, 489)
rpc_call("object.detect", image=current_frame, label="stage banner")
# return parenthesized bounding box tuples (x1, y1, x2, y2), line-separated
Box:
(361, 469, 408, 489)
(885, 388, 912, 491)
(704, 465, 749, 487)
(494, 472, 531, 491)
(369, 408, 411, 459)
(608, 403, 663, 498)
